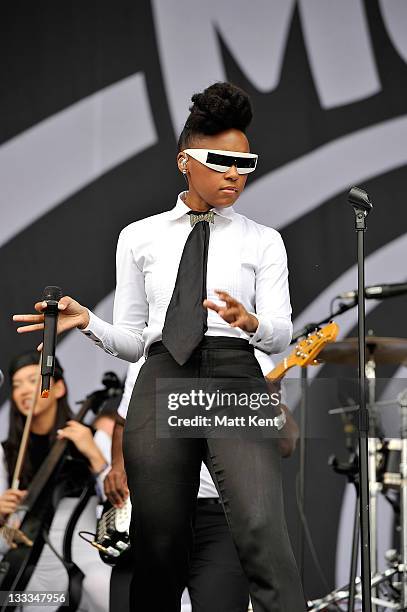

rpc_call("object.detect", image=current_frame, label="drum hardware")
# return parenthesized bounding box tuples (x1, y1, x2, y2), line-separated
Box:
(322, 335, 406, 558)
(382, 440, 402, 490)
(307, 568, 400, 611)
(398, 389, 407, 608)
(365, 355, 382, 612)
(326, 341, 384, 610)
(308, 335, 407, 611)
(323, 332, 406, 597)
(308, 388, 407, 611)
(329, 407, 403, 493)
(329, 399, 399, 416)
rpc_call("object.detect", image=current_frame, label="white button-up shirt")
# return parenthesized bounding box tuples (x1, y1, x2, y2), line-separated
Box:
(82, 192, 292, 361)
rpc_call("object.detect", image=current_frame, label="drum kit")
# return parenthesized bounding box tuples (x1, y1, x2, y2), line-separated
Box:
(307, 335, 407, 611)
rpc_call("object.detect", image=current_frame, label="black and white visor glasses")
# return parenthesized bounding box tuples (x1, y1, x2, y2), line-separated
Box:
(183, 149, 258, 174)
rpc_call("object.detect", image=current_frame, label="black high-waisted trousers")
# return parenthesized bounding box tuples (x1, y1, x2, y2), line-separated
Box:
(122, 336, 305, 612)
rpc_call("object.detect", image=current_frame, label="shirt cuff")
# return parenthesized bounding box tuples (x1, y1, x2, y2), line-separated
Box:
(95, 465, 111, 502)
(274, 407, 287, 431)
(80, 309, 101, 340)
(247, 313, 274, 353)
(117, 400, 128, 420)
(79, 309, 118, 356)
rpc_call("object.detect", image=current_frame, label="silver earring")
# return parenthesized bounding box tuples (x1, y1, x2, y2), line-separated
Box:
(181, 156, 188, 180)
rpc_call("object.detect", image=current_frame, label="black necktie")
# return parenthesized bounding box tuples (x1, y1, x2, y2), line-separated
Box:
(161, 209, 214, 365)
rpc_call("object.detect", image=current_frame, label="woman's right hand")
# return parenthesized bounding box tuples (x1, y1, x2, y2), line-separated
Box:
(0, 489, 27, 518)
(13, 296, 90, 349)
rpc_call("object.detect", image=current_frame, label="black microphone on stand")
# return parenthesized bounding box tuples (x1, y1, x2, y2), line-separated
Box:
(41, 286, 62, 398)
(0, 370, 4, 389)
(337, 282, 407, 301)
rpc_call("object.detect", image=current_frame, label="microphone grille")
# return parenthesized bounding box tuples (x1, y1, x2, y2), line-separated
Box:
(43, 286, 63, 301)
(348, 186, 373, 211)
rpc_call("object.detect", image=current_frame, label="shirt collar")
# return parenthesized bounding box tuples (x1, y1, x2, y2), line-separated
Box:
(167, 192, 236, 222)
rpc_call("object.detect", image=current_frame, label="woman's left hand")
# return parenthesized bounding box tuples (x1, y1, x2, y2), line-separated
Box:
(57, 420, 107, 473)
(203, 290, 258, 334)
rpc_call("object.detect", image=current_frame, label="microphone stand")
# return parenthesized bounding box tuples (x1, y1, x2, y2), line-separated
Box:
(292, 186, 372, 604)
(349, 186, 373, 612)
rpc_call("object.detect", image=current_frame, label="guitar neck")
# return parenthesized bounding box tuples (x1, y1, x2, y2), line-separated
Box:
(265, 357, 293, 382)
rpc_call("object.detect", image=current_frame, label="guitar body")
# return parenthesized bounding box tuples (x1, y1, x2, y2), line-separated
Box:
(96, 498, 132, 565)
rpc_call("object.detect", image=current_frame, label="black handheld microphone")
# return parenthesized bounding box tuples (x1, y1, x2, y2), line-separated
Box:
(41, 286, 62, 398)
(338, 282, 407, 301)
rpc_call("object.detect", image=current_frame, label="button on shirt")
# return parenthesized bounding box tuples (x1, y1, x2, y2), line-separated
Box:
(81, 192, 293, 361)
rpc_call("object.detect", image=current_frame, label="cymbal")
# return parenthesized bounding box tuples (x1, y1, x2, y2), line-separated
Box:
(317, 336, 407, 366)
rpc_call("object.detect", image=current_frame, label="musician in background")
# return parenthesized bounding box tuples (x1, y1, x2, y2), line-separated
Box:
(104, 352, 299, 612)
(0, 352, 111, 612)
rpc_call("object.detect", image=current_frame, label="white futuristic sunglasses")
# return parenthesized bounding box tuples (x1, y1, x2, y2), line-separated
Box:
(183, 149, 258, 174)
